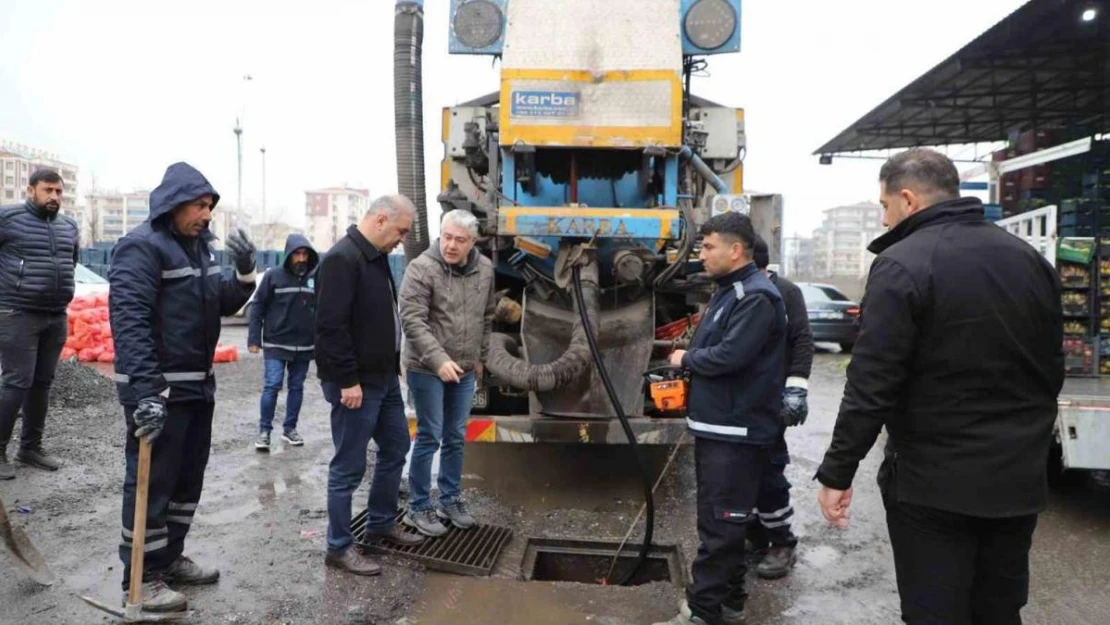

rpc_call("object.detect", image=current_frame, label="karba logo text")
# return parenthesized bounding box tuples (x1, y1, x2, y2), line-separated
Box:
(510, 91, 581, 117)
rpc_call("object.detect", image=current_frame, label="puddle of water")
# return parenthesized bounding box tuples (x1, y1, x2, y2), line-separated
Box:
(459, 444, 671, 513)
(413, 575, 595, 625)
(801, 545, 841, 569)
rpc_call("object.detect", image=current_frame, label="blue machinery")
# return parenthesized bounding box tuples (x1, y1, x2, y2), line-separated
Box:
(395, 0, 765, 424)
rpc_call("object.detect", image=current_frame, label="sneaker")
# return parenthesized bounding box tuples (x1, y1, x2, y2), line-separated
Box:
(162, 555, 220, 586)
(0, 451, 13, 480)
(755, 545, 797, 580)
(281, 429, 304, 446)
(437, 500, 476, 529)
(122, 579, 187, 613)
(255, 430, 271, 452)
(367, 523, 426, 547)
(403, 508, 449, 538)
(325, 545, 382, 577)
(652, 601, 710, 625)
(15, 446, 61, 471)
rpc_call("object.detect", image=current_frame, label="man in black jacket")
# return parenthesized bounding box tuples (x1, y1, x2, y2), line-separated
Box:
(315, 194, 425, 578)
(248, 233, 319, 451)
(0, 169, 79, 479)
(110, 162, 257, 612)
(816, 149, 1064, 625)
(654, 212, 787, 625)
(747, 236, 814, 580)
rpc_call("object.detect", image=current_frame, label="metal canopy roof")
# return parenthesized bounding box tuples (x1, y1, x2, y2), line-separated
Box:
(815, 0, 1110, 156)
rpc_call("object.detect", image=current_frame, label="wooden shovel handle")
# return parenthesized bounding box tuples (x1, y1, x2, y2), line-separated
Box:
(0, 494, 9, 525)
(127, 436, 153, 606)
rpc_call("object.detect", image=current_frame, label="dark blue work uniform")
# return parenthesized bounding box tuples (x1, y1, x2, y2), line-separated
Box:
(681, 262, 786, 623)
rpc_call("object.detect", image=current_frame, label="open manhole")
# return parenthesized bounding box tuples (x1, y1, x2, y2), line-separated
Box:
(521, 538, 687, 587)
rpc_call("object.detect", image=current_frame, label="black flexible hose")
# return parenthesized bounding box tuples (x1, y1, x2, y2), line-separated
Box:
(571, 265, 654, 586)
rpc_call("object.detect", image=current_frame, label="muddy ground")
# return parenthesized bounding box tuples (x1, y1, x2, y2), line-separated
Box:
(2, 326, 1109, 625)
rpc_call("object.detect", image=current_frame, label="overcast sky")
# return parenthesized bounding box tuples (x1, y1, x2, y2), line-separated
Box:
(0, 0, 1026, 240)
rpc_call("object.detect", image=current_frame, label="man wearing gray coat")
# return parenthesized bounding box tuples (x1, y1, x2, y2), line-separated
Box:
(399, 209, 495, 537)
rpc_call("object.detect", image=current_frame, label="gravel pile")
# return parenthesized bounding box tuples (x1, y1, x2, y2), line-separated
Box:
(49, 360, 117, 408)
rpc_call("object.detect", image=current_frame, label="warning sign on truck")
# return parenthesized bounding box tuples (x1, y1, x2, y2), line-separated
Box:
(510, 91, 581, 118)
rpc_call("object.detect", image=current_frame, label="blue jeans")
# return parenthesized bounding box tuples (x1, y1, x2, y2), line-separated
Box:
(406, 370, 475, 512)
(259, 358, 310, 433)
(322, 378, 410, 553)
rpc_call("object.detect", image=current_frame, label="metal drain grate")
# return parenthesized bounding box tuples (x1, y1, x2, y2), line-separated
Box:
(351, 509, 513, 577)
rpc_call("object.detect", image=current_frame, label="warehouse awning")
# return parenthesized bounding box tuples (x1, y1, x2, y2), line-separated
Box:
(814, 0, 1110, 157)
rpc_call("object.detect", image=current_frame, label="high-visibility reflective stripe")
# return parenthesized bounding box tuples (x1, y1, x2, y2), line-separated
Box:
(120, 537, 170, 552)
(686, 418, 748, 438)
(161, 266, 222, 279)
(273, 287, 314, 294)
(114, 370, 214, 383)
(168, 502, 198, 512)
(166, 515, 193, 525)
(760, 518, 793, 529)
(262, 343, 314, 351)
(757, 505, 793, 520)
(121, 526, 168, 539)
(162, 267, 200, 279)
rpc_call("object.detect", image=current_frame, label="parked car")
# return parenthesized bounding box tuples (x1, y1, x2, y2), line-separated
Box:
(74, 262, 110, 298)
(797, 282, 860, 352)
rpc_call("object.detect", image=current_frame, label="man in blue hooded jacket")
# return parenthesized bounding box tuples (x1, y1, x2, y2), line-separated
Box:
(108, 162, 257, 613)
(248, 233, 319, 451)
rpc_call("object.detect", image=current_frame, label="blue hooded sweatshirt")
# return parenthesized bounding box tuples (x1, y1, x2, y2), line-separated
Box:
(108, 162, 256, 405)
(248, 233, 319, 362)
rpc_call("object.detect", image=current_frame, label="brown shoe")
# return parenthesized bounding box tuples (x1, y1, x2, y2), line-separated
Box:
(366, 524, 425, 548)
(325, 546, 382, 576)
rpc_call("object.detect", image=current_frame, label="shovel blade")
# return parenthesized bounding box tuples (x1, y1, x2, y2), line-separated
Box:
(78, 594, 193, 623)
(0, 518, 57, 586)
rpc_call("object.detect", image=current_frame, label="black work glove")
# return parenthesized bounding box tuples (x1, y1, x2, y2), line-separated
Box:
(225, 228, 256, 276)
(133, 396, 168, 442)
(781, 378, 809, 427)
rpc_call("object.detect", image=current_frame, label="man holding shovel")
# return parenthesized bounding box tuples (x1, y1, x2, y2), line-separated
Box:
(107, 162, 256, 612)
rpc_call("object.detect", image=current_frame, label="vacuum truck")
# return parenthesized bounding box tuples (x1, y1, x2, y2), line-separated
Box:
(394, 0, 782, 445)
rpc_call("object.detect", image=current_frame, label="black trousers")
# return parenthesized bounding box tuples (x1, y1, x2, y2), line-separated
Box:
(747, 428, 797, 549)
(884, 490, 1038, 624)
(0, 310, 67, 451)
(686, 437, 767, 624)
(119, 401, 214, 590)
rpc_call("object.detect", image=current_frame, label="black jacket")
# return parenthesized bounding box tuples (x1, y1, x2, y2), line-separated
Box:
(771, 273, 814, 381)
(248, 234, 319, 362)
(109, 163, 255, 406)
(314, 225, 400, 388)
(817, 197, 1064, 518)
(0, 200, 79, 314)
(683, 262, 787, 445)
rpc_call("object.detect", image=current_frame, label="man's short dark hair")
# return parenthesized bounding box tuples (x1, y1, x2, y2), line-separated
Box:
(700, 211, 756, 251)
(879, 148, 959, 200)
(29, 169, 63, 188)
(753, 235, 769, 269)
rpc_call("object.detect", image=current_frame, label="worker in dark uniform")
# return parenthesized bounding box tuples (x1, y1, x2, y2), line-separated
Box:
(109, 162, 257, 613)
(654, 211, 787, 625)
(816, 149, 1064, 624)
(747, 235, 813, 580)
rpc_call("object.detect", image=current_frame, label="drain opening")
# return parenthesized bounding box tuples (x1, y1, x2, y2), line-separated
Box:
(521, 538, 686, 587)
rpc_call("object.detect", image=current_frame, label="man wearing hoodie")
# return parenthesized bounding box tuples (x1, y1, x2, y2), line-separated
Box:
(109, 162, 257, 613)
(399, 209, 495, 537)
(248, 234, 319, 451)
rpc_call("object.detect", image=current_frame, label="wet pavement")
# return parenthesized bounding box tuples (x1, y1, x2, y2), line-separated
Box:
(1, 329, 1109, 624)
